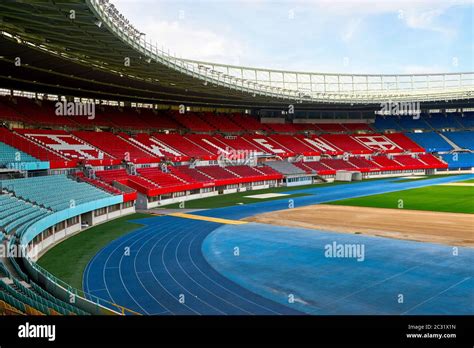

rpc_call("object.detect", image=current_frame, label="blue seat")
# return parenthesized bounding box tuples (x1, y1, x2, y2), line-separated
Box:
(405, 132, 452, 152)
(439, 153, 474, 169)
(442, 131, 474, 150)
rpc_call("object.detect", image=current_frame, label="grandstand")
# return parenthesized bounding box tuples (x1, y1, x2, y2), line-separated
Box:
(0, 0, 472, 321)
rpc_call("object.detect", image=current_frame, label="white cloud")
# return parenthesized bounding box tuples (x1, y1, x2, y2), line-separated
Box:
(341, 18, 363, 42)
(141, 20, 247, 63)
(108, 0, 471, 73)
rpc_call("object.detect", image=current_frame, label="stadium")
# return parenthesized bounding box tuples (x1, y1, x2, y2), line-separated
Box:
(0, 0, 473, 330)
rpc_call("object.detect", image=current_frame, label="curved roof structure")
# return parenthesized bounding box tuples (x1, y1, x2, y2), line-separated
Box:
(0, 0, 472, 109)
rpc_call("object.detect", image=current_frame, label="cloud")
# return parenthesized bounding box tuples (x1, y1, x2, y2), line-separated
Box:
(141, 20, 247, 63)
(341, 18, 363, 42)
(108, 0, 472, 74)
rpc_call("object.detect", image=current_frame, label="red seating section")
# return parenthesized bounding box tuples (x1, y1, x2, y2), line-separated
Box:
(232, 114, 269, 131)
(172, 112, 215, 132)
(293, 161, 335, 175)
(197, 166, 238, 180)
(320, 134, 372, 154)
(215, 135, 262, 152)
(392, 155, 426, 169)
(153, 134, 215, 160)
(184, 134, 228, 157)
(0, 98, 27, 122)
(320, 158, 358, 171)
(347, 157, 380, 172)
(343, 123, 373, 132)
(372, 156, 403, 171)
(316, 124, 347, 132)
(12, 98, 78, 126)
(14, 129, 118, 165)
(269, 135, 320, 156)
(253, 166, 283, 178)
(95, 169, 162, 196)
(243, 135, 293, 157)
(123, 133, 188, 161)
(266, 123, 298, 133)
(199, 112, 243, 132)
(73, 131, 158, 164)
(0, 128, 76, 168)
(170, 166, 213, 184)
(137, 110, 182, 130)
(418, 154, 448, 169)
(385, 133, 425, 152)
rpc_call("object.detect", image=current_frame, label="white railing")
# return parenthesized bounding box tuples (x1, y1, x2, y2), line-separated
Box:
(87, 0, 474, 104)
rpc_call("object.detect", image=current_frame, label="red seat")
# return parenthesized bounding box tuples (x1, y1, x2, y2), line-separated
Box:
(73, 131, 158, 164)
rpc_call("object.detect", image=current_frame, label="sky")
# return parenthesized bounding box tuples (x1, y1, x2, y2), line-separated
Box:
(112, 0, 474, 74)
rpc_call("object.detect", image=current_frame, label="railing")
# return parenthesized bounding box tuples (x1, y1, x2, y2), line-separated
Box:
(87, 0, 474, 104)
(24, 256, 141, 315)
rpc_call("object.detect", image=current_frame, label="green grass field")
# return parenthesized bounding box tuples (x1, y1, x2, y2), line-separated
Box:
(328, 185, 474, 214)
(37, 213, 151, 290)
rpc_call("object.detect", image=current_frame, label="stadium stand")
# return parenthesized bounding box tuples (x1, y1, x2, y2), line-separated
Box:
(342, 123, 373, 132)
(199, 112, 244, 132)
(319, 134, 372, 154)
(215, 135, 262, 153)
(172, 112, 215, 132)
(371, 156, 403, 171)
(0, 128, 73, 168)
(265, 161, 307, 175)
(73, 131, 157, 163)
(268, 135, 320, 156)
(122, 133, 187, 161)
(242, 135, 294, 156)
(14, 129, 116, 164)
(405, 132, 453, 152)
(0, 142, 39, 166)
(384, 133, 425, 152)
(232, 114, 269, 131)
(170, 166, 214, 184)
(153, 134, 215, 159)
(315, 123, 347, 133)
(396, 116, 431, 130)
(265, 123, 298, 133)
(373, 116, 403, 131)
(347, 157, 380, 172)
(391, 155, 426, 170)
(196, 165, 239, 180)
(424, 114, 462, 129)
(0, 175, 112, 211)
(455, 113, 474, 128)
(293, 161, 335, 175)
(418, 154, 448, 169)
(95, 169, 161, 196)
(319, 158, 358, 171)
(442, 131, 474, 150)
(439, 153, 474, 169)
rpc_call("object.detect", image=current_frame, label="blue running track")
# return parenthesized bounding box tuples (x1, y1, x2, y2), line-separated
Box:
(83, 174, 474, 315)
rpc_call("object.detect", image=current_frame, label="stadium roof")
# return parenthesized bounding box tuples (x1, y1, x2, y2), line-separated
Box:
(0, 0, 473, 110)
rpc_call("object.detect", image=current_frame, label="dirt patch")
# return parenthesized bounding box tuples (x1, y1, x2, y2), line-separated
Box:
(243, 205, 474, 247)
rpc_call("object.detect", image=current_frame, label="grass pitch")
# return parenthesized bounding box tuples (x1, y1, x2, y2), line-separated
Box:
(328, 185, 474, 214)
(37, 213, 151, 290)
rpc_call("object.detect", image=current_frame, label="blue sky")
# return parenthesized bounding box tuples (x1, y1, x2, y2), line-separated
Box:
(113, 0, 473, 74)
